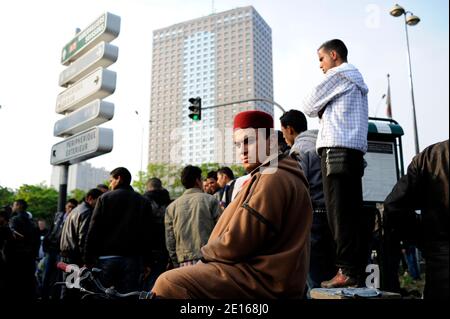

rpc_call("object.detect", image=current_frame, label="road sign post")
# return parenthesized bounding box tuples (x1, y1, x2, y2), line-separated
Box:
(56, 67, 116, 114)
(59, 41, 118, 87)
(61, 12, 120, 65)
(51, 12, 120, 208)
(51, 127, 114, 165)
(54, 99, 114, 137)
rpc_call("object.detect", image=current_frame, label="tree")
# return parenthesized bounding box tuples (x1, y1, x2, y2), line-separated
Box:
(15, 184, 58, 221)
(0, 185, 15, 207)
(133, 164, 184, 198)
(133, 163, 247, 200)
(69, 188, 86, 203)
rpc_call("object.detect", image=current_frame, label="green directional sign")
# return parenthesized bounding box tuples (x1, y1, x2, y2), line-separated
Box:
(61, 12, 120, 65)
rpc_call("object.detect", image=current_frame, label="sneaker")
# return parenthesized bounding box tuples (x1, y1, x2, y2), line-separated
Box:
(320, 268, 359, 288)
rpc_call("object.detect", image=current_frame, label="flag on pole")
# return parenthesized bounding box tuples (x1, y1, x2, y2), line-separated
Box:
(386, 74, 392, 118)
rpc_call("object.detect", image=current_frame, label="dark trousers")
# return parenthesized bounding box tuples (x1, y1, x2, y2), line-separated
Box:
(98, 256, 143, 294)
(320, 148, 370, 277)
(423, 243, 449, 299)
(307, 211, 337, 290)
(41, 250, 61, 299)
(6, 255, 37, 301)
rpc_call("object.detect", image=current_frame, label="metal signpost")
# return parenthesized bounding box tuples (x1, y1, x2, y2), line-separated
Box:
(59, 41, 118, 87)
(51, 12, 120, 212)
(61, 12, 120, 65)
(50, 127, 114, 165)
(53, 99, 114, 137)
(56, 67, 116, 114)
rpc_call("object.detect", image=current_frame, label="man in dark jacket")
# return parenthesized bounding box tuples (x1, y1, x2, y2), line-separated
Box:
(60, 188, 103, 266)
(60, 188, 102, 299)
(41, 198, 78, 299)
(143, 177, 171, 289)
(280, 109, 336, 292)
(0, 205, 12, 299)
(216, 167, 236, 210)
(85, 167, 153, 294)
(6, 199, 40, 300)
(384, 140, 449, 299)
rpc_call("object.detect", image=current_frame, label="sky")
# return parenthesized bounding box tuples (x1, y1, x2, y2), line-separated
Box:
(0, 0, 448, 190)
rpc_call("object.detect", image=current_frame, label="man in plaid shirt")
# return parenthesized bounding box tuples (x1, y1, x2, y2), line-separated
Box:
(302, 39, 370, 288)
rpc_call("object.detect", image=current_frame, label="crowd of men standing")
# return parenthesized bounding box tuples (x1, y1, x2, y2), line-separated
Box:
(0, 38, 447, 300)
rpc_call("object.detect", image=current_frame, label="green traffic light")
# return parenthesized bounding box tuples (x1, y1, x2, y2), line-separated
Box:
(192, 114, 199, 121)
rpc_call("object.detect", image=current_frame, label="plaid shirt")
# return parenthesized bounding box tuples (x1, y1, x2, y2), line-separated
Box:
(302, 63, 369, 153)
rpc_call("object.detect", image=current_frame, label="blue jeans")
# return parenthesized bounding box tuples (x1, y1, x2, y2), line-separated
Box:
(98, 256, 143, 294)
(404, 245, 421, 280)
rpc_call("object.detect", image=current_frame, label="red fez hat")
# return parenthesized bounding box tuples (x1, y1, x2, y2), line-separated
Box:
(233, 110, 273, 130)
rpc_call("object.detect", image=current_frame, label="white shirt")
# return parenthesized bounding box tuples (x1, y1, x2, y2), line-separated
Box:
(302, 63, 369, 153)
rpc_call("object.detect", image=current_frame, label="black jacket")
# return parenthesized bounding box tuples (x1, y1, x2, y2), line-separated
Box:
(60, 201, 93, 265)
(143, 189, 171, 207)
(84, 185, 153, 264)
(6, 212, 40, 259)
(384, 140, 449, 249)
(143, 189, 171, 263)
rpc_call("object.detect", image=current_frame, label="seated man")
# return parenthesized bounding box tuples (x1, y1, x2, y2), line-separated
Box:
(152, 110, 313, 299)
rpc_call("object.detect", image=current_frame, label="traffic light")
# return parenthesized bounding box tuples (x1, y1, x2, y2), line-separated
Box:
(188, 97, 201, 121)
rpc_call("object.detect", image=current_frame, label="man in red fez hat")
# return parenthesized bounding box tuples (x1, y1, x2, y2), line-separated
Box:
(152, 110, 313, 299)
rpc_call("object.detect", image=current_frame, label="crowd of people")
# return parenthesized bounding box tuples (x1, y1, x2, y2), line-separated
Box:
(0, 39, 448, 300)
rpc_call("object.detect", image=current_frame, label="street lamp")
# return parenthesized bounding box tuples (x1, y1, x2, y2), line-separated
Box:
(390, 4, 421, 154)
(135, 110, 145, 172)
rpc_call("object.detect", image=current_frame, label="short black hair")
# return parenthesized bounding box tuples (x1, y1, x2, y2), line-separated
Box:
(0, 205, 12, 221)
(14, 199, 28, 211)
(318, 39, 348, 62)
(279, 110, 308, 134)
(86, 188, 103, 200)
(277, 130, 290, 154)
(67, 198, 79, 207)
(110, 167, 132, 186)
(206, 171, 218, 180)
(97, 184, 109, 191)
(146, 177, 162, 190)
(217, 167, 235, 180)
(181, 165, 202, 189)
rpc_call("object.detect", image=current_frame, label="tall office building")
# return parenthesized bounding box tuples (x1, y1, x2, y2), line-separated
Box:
(149, 6, 273, 165)
(51, 162, 109, 193)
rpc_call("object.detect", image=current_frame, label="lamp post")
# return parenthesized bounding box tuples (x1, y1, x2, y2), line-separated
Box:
(390, 4, 421, 155)
(135, 110, 145, 173)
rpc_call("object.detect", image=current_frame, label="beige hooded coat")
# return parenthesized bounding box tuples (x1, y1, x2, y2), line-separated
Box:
(152, 154, 313, 298)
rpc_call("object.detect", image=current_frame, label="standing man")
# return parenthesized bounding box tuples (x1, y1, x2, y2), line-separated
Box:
(152, 110, 312, 298)
(84, 167, 153, 294)
(216, 167, 235, 209)
(205, 171, 222, 201)
(302, 39, 369, 288)
(143, 177, 172, 289)
(165, 165, 220, 268)
(280, 109, 336, 291)
(6, 200, 40, 300)
(60, 188, 103, 266)
(384, 140, 449, 299)
(42, 198, 78, 299)
(60, 188, 103, 299)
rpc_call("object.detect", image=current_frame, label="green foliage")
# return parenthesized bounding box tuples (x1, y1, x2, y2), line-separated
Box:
(132, 171, 147, 194)
(133, 163, 246, 200)
(199, 163, 220, 177)
(0, 185, 15, 207)
(229, 164, 247, 178)
(15, 183, 58, 220)
(69, 188, 86, 202)
(133, 164, 184, 198)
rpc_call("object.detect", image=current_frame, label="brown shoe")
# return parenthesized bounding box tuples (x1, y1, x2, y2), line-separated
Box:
(320, 268, 358, 288)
